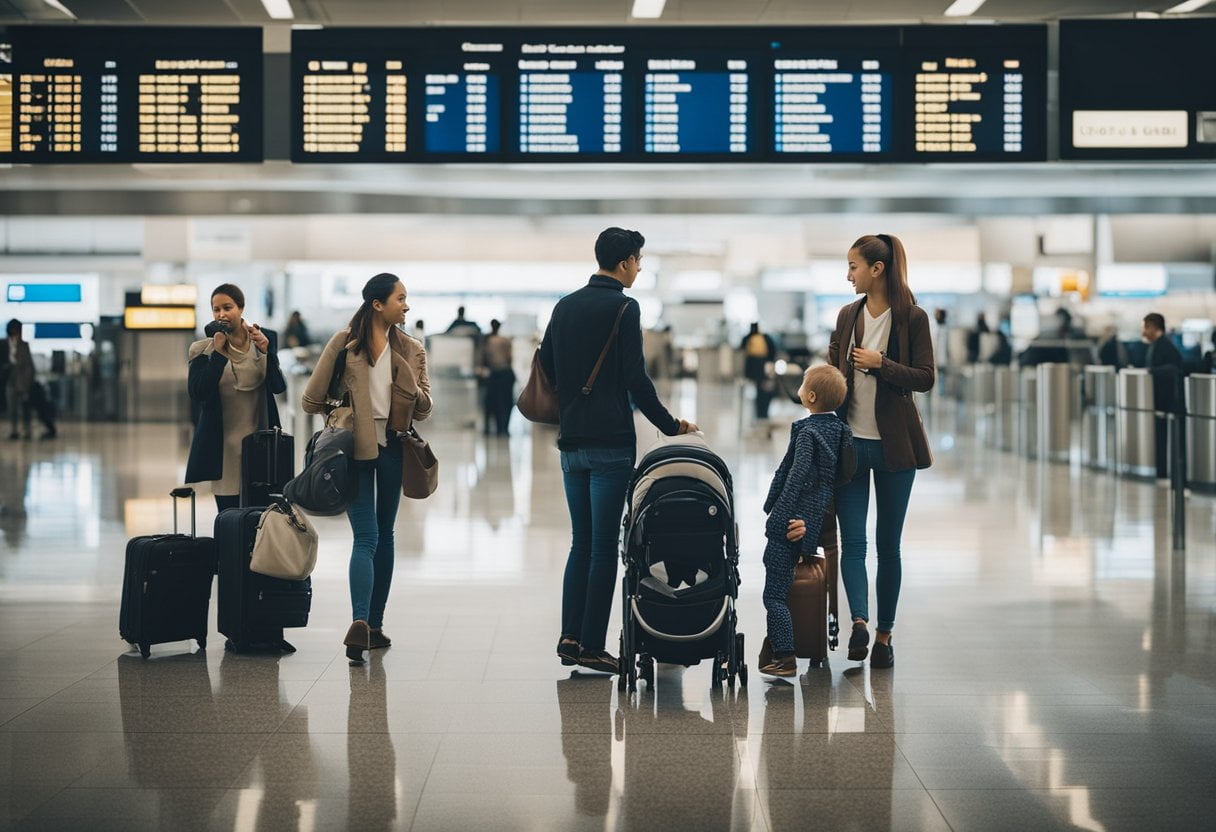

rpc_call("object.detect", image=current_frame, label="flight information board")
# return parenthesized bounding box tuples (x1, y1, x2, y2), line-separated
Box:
(0, 39, 11, 155)
(3, 26, 261, 162)
(902, 25, 1045, 162)
(517, 38, 629, 157)
(643, 57, 751, 155)
(1060, 19, 1216, 160)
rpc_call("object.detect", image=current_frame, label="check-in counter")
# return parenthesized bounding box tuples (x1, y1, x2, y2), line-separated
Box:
(1186, 374, 1216, 492)
(1019, 368, 1037, 458)
(1116, 368, 1156, 479)
(1037, 363, 1073, 464)
(1082, 365, 1117, 470)
(994, 366, 1018, 452)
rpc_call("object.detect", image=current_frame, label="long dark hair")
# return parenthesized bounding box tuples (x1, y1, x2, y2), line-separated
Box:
(852, 233, 916, 321)
(347, 273, 401, 357)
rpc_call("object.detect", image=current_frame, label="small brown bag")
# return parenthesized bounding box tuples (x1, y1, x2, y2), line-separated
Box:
(400, 425, 438, 499)
(517, 349, 559, 424)
(516, 301, 630, 425)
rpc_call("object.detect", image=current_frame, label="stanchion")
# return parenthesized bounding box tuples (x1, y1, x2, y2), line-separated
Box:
(1163, 410, 1186, 553)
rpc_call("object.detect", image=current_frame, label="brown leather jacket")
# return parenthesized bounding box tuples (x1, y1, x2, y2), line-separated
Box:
(828, 299, 935, 471)
(302, 327, 432, 461)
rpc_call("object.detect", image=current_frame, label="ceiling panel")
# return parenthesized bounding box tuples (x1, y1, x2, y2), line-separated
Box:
(0, 0, 1210, 26)
(58, 0, 143, 22)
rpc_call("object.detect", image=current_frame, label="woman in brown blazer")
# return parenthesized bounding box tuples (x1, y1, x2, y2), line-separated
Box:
(826, 234, 935, 669)
(302, 273, 432, 662)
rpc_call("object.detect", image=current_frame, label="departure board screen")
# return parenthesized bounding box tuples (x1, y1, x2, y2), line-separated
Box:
(516, 39, 629, 157)
(290, 25, 1047, 164)
(0, 39, 11, 155)
(4, 26, 261, 163)
(424, 62, 500, 154)
(643, 57, 751, 155)
(1060, 19, 1216, 160)
(902, 26, 1045, 161)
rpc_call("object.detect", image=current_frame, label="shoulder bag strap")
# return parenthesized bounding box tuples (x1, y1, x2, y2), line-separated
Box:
(325, 347, 348, 406)
(581, 301, 630, 396)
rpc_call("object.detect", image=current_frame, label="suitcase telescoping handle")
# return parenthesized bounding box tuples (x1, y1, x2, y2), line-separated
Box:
(169, 486, 196, 538)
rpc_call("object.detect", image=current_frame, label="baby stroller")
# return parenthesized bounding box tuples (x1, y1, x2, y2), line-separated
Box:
(617, 432, 747, 693)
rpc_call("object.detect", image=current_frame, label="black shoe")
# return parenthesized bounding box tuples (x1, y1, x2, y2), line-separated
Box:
(7, 432, 18, 441)
(847, 623, 870, 661)
(557, 636, 580, 666)
(576, 649, 618, 674)
(39, 430, 56, 441)
(870, 640, 894, 669)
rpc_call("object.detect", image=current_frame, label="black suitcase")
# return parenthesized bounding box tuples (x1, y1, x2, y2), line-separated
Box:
(240, 426, 295, 508)
(119, 487, 216, 659)
(216, 505, 312, 653)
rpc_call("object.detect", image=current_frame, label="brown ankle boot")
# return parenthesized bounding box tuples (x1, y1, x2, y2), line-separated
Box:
(344, 620, 370, 662)
(369, 628, 391, 649)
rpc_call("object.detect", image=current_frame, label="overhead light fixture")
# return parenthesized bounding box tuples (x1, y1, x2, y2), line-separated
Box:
(41, 0, 76, 17)
(1165, 0, 1216, 12)
(943, 0, 988, 16)
(631, 0, 667, 19)
(260, 0, 294, 20)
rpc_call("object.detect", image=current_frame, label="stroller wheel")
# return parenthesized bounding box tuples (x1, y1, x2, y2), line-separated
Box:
(711, 652, 726, 689)
(639, 654, 655, 688)
(617, 633, 627, 692)
(739, 661, 748, 688)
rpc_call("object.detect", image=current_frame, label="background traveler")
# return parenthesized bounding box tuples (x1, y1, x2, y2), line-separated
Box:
(4, 320, 34, 440)
(479, 318, 515, 436)
(1142, 313, 1185, 481)
(302, 273, 433, 663)
(539, 227, 697, 675)
(185, 285, 286, 512)
(283, 310, 312, 348)
(741, 322, 778, 422)
(828, 233, 935, 670)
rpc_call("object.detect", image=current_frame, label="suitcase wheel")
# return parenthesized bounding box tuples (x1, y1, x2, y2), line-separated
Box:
(139, 643, 151, 659)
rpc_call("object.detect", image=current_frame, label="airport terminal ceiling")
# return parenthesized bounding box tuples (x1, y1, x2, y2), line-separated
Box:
(1, 2, 1215, 214)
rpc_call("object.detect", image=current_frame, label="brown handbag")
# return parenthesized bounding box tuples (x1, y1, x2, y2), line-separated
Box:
(516, 301, 630, 425)
(400, 425, 438, 499)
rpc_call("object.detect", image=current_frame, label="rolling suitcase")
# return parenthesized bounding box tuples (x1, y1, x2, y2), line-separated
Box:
(240, 426, 294, 508)
(119, 487, 216, 659)
(216, 505, 312, 653)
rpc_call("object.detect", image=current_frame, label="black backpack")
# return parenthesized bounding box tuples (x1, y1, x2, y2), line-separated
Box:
(283, 426, 359, 515)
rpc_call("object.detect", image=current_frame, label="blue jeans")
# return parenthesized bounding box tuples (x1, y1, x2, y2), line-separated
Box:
(835, 438, 915, 633)
(346, 434, 403, 628)
(560, 445, 635, 652)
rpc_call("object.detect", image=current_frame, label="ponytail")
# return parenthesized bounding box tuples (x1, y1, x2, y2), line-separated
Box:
(347, 273, 401, 357)
(851, 233, 915, 321)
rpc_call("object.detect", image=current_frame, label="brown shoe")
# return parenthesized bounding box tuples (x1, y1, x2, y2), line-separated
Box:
(759, 652, 797, 677)
(344, 620, 370, 662)
(369, 628, 391, 649)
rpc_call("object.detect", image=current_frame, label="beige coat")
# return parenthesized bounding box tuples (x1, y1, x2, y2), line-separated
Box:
(302, 327, 432, 461)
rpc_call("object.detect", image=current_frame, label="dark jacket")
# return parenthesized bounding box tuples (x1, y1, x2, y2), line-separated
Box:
(828, 299, 935, 471)
(764, 414, 853, 556)
(539, 275, 679, 451)
(185, 328, 286, 484)
(1146, 335, 1184, 413)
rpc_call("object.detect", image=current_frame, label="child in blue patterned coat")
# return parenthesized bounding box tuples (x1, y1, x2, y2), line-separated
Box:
(760, 365, 852, 677)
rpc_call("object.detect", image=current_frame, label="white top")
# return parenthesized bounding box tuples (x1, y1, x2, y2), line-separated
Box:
(370, 334, 392, 447)
(848, 305, 892, 441)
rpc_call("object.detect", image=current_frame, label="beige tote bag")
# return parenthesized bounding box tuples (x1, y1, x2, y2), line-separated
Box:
(250, 502, 319, 581)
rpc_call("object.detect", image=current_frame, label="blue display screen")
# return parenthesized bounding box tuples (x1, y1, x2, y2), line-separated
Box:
(518, 60, 626, 155)
(773, 59, 891, 155)
(33, 322, 83, 339)
(7, 283, 83, 303)
(644, 59, 750, 155)
(424, 68, 500, 154)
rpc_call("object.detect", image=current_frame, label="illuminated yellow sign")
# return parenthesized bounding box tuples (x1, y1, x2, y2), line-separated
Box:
(124, 306, 196, 330)
(140, 284, 198, 306)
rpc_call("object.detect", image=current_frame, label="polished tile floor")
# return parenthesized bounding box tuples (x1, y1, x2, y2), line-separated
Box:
(0, 381, 1214, 831)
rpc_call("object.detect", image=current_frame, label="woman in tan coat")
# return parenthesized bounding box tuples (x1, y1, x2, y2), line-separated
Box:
(302, 273, 432, 662)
